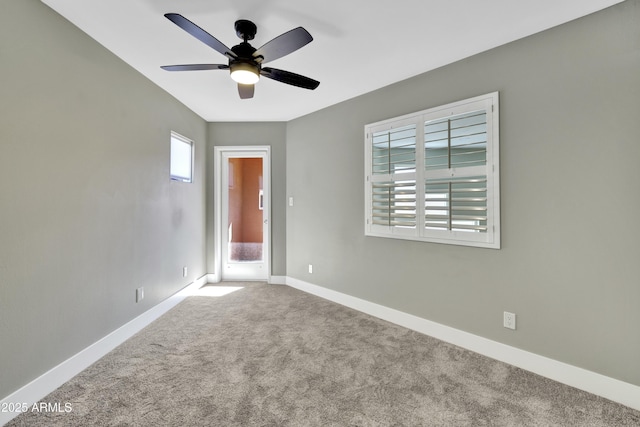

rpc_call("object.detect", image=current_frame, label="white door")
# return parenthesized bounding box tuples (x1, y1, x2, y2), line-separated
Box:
(215, 147, 270, 281)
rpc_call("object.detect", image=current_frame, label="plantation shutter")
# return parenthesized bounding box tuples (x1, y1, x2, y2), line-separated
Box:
(365, 92, 499, 248)
(424, 110, 488, 234)
(369, 123, 418, 233)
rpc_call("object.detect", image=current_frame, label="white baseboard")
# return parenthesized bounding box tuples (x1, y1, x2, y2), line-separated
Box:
(285, 276, 640, 412)
(0, 275, 208, 426)
(207, 274, 285, 285)
(268, 275, 287, 285)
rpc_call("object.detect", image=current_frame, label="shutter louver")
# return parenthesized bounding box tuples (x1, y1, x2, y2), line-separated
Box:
(372, 180, 417, 228)
(424, 110, 487, 171)
(372, 125, 417, 175)
(425, 176, 488, 232)
(424, 110, 488, 233)
(371, 124, 417, 231)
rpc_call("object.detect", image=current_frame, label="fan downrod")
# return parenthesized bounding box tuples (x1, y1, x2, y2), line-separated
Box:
(235, 20, 257, 41)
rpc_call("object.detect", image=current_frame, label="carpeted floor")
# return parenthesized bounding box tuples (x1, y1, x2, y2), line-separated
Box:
(7, 282, 640, 426)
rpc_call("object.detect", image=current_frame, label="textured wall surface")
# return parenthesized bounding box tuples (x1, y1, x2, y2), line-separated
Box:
(0, 0, 207, 398)
(286, 0, 640, 386)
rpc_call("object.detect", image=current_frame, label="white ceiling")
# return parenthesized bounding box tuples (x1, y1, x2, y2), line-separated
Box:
(41, 0, 622, 122)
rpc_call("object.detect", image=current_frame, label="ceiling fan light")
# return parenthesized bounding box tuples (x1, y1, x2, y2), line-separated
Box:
(230, 62, 260, 84)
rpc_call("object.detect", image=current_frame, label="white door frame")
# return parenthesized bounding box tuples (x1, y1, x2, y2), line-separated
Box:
(213, 146, 271, 281)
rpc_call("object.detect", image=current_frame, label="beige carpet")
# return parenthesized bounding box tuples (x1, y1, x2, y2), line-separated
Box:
(7, 282, 640, 426)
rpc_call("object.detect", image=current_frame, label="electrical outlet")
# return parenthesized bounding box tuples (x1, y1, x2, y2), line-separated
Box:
(136, 287, 144, 303)
(308, 264, 313, 274)
(503, 311, 516, 330)
(289, 197, 294, 207)
(182, 266, 188, 278)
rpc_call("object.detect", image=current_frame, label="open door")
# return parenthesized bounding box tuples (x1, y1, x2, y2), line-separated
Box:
(214, 147, 270, 281)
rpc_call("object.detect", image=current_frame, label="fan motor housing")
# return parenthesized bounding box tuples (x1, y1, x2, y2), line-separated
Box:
(235, 19, 257, 41)
(231, 41, 257, 59)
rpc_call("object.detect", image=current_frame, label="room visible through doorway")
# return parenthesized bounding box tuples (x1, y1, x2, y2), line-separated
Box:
(214, 146, 270, 281)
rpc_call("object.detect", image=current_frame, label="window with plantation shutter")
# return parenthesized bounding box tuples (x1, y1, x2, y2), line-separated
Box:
(365, 92, 500, 249)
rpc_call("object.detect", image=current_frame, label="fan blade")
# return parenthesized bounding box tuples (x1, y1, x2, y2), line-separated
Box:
(161, 64, 229, 71)
(254, 27, 312, 64)
(238, 83, 255, 99)
(261, 67, 319, 90)
(164, 13, 236, 59)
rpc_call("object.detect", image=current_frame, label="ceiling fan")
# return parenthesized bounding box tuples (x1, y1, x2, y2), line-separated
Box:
(161, 13, 320, 99)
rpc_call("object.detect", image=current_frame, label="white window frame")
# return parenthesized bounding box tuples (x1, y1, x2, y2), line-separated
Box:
(364, 92, 500, 249)
(170, 131, 194, 183)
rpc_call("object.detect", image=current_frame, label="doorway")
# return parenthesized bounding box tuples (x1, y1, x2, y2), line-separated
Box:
(214, 146, 270, 281)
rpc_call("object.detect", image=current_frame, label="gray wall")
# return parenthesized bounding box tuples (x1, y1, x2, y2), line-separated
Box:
(207, 123, 287, 276)
(286, 0, 640, 386)
(0, 0, 207, 398)
(2, 0, 638, 404)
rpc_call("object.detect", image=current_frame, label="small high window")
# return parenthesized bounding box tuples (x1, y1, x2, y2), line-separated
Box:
(170, 132, 193, 183)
